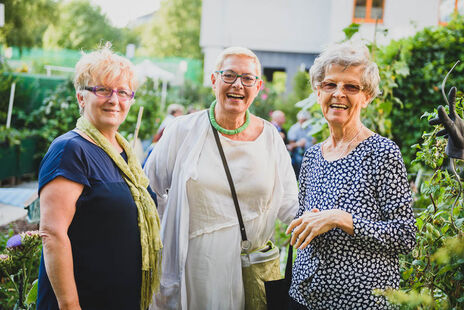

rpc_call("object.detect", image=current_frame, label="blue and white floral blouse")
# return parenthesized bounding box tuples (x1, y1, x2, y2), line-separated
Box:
(289, 134, 416, 309)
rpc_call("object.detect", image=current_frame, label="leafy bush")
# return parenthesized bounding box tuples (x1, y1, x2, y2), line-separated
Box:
(250, 82, 280, 120)
(379, 99, 464, 309)
(277, 70, 312, 128)
(119, 78, 163, 141)
(374, 15, 464, 166)
(25, 79, 79, 159)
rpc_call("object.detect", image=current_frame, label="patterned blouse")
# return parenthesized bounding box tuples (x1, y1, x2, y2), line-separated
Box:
(289, 134, 416, 309)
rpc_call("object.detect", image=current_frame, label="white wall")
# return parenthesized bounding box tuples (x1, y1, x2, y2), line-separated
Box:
(201, 0, 442, 85)
(329, 0, 440, 45)
(200, 0, 332, 54)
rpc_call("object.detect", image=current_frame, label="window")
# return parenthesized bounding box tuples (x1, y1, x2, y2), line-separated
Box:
(353, 0, 385, 23)
(439, 0, 464, 25)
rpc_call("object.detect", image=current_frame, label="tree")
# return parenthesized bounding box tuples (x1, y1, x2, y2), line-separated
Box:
(138, 0, 202, 59)
(0, 0, 57, 51)
(42, 0, 128, 53)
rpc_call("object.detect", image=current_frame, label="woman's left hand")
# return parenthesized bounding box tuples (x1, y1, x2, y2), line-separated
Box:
(286, 209, 353, 249)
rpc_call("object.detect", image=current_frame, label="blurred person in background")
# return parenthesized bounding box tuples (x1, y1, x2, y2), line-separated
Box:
(286, 110, 314, 179)
(286, 41, 416, 309)
(144, 46, 298, 310)
(187, 104, 200, 114)
(153, 103, 185, 142)
(37, 44, 162, 310)
(270, 110, 287, 143)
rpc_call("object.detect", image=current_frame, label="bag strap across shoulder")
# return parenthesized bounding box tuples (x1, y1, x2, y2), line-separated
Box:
(208, 111, 251, 251)
(208, 110, 294, 275)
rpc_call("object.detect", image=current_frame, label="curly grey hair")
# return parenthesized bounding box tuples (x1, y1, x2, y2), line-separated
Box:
(309, 41, 381, 100)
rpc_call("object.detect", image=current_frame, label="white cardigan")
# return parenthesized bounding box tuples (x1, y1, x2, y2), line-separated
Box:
(144, 110, 298, 309)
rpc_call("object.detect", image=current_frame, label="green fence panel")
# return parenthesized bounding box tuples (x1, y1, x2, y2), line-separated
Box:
(8, 47, 203, 83)
(8, 73, 67, 113)
(0, 143, 18, 180)
(10, 46, 82, 69)
(18, 137, 38, 176)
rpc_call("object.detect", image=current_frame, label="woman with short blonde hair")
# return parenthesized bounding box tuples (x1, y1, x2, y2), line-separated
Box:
(37, 43, 161, 310)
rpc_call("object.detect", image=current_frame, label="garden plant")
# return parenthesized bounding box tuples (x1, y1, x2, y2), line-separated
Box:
(377, 69, 464, 309)
(0, 231, 42, 309)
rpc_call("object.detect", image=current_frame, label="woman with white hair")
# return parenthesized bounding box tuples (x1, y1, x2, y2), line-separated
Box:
(286, 42, 416, 309)
(144, 46, 298, 309)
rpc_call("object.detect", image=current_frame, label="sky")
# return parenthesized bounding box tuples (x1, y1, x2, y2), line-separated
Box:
(89, 0, 160, 28)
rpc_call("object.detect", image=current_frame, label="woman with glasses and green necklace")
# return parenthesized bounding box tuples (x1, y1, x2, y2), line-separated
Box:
(37, 43, 162, 310)
(144, 46, 298, 309)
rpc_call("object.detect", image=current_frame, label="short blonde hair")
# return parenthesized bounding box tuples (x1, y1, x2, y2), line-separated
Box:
(214, 46, 262, 77)
(74, 42, 139, 93)
(309, 41, 381, 100)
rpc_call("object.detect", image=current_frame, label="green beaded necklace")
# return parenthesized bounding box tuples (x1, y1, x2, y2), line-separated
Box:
(209, 100, 250, 135)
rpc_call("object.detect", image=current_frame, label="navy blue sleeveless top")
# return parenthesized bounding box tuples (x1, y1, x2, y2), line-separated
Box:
(36, 131, 156, 310)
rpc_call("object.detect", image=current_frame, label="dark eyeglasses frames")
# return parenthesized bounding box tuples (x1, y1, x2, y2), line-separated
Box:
(215, 70, 259, 87)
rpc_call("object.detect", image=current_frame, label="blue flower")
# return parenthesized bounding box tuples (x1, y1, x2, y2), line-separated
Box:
(6, 234, 22, 248)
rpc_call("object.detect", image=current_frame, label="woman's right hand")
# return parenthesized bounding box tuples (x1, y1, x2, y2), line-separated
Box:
(286, 208, 353, 249)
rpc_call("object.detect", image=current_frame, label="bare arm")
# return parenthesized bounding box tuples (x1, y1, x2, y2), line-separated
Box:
(39, 177, 84, 310)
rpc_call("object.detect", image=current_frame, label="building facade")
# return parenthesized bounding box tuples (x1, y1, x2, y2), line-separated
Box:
(200, 0, 448, 90)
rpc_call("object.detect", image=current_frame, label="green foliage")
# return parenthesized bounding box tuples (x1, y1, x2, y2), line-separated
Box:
(381, 102, 464, 309)
(0, 0, 57, 51)
(0, 229, 15, 250)
(25, 279, 38, 306)
(0, 231, 42, 310)
(42, 0, 129, 53)
(0, 126, 37, 148)
(0, 71, 18, 124)
(25, 79, 80, 159)
(167, 80, 215, 111)
(296, 93, 329, 143)
(138, 0, 202, 59)
(119, 78, 163, 140)
(249, 82, 280, 120)
(374, 15, 464, 166)
(342, 23, 361, 40)
(278, 71, 312, 128)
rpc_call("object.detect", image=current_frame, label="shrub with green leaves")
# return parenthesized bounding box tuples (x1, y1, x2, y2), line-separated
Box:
(373, 15, 464, 167)
(379, 99, 464, 309)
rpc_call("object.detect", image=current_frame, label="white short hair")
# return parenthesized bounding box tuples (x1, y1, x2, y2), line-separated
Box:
(309, 41, 381, 99)
(214, 46, 261, 77)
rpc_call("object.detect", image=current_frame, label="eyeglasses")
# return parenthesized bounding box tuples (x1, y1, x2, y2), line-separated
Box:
(318, 81, 364, 95)
(84, 86, 135, 101)
(215, 70, 259, 87)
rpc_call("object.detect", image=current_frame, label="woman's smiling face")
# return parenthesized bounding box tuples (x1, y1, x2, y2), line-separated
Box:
(78, 78, 133, 133)
(317, 64, 370, 129)
(211, 55, 262, 115)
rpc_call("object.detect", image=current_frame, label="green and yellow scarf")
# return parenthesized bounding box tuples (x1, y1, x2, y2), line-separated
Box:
(76, 117, 162, 310)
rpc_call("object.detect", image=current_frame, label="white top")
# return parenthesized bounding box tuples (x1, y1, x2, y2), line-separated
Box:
(143, 110, 298, 310)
